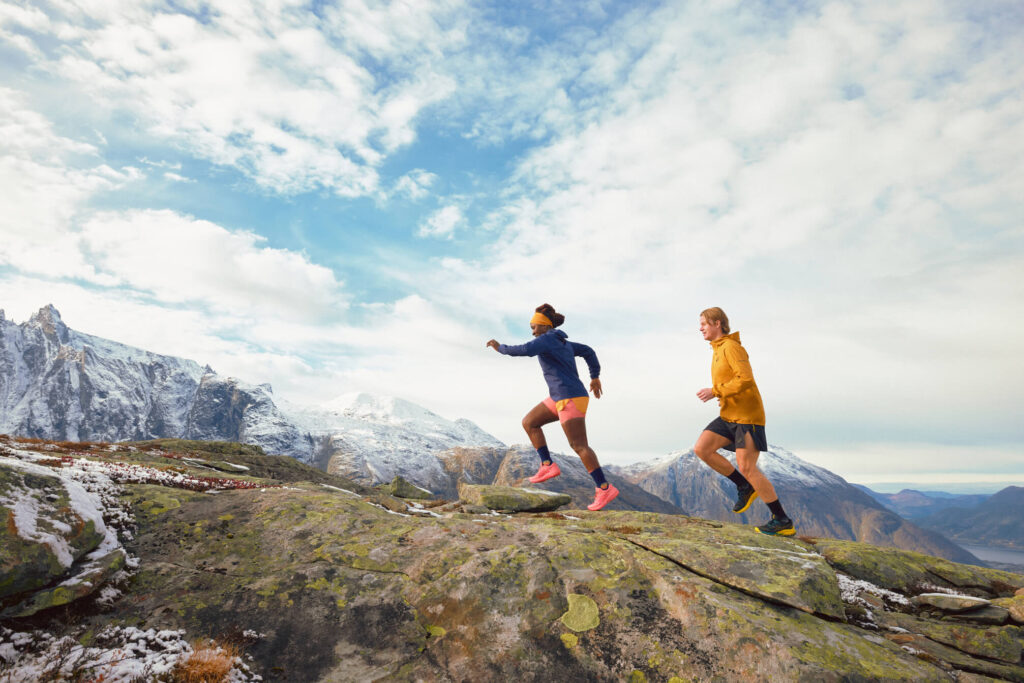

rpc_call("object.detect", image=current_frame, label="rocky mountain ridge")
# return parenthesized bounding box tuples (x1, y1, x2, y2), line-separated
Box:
(856, 485, 990, 519)
(615, 447, 979, 564)
(2, 436, 1023, 681)
(0, 305, 503, 481)
(919, 486, 1024, 551)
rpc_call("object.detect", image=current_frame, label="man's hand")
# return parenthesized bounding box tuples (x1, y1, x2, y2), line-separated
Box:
(590, 378, 603, 399)
(486, 339, 500, 352)
(696, 387, 716, 402)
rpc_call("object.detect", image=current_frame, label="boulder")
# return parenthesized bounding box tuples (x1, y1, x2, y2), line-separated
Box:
(389, 476, 433, 500)
(1, 461, 106, 601)
(993, 595, 1024, 624)
(458, 483, 571, 512)
(912, 593, 992, 612)
(2, 548, 127, 618)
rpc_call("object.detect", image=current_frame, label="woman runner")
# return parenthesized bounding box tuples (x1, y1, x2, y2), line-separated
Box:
(694, 307, 795, 536)
(486, 303, 619, 511)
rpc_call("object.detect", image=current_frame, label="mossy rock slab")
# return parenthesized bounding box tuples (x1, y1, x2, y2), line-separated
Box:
(2, 548, 126, 618)
(1, 461, 106, 601)
(815, 538, 1024, 597)
(608, 517, 844, 619)
(458, 483, 571, 512)
(884, 631, 1024, 681)
(912, 592, 992, 612)
(875, 610, 1022, 663)
(993, 594, 1024, 624)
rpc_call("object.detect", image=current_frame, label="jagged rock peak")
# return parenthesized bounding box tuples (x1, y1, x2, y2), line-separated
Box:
(27, 304, 69, 341)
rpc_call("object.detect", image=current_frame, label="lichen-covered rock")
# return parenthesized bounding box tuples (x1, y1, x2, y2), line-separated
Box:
(945, 605, 1011, 626)
(593, 513, 845, 619)
(389, 475, 433, 500)
(883, 631, 1024, 681)
(1, 461, 106, 601)
(912, 593, 992, 612)
(874, 611, 1022, 663)
(458, 483, 571, 512)
(2, 548, 126, 618)
(814, 538, 1024, 596)
(993, 594, 1024, 624)
(9, 440, 1023, 682)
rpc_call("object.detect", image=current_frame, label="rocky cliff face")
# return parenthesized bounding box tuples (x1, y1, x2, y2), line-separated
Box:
(2, 436, 1023, 682)
(617, 447, 980, 564)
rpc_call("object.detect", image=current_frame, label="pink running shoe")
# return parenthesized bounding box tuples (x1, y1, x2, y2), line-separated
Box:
(587, 484, 619, 511)
(528, 461, 561, 484)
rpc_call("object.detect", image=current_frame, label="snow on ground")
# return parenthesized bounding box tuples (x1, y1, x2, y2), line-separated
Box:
(0, 438, 276, 680)
(0, 625, 261, 682)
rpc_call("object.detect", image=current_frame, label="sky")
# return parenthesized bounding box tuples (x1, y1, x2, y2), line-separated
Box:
(1, 0, 1022, 492)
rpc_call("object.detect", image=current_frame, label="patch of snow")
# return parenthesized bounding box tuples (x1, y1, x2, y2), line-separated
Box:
(837, 573, 910, 606)
(0, 625, 261, 682)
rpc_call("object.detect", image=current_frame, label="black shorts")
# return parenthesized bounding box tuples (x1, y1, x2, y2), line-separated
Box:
(704, 417, 768, 452)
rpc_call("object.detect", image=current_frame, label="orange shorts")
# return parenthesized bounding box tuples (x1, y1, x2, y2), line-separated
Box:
(542, 396, 589, 423)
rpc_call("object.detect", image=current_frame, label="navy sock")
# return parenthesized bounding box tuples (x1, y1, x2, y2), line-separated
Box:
(589, 466, 608, 489)
(537, 445, 551, 465)
(726, 468, 750, 488)
(767, 499, 788, 519)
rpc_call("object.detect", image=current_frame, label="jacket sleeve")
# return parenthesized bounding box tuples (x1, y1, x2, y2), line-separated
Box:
(713, 342, 755, 398)
(498, 336, 546, 357)
(570, 342, 601, 379)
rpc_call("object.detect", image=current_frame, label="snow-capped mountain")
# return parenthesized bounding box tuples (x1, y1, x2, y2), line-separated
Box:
(615, 447, 979, 563)
(280, 393, 504, 490)
(0, 306, 503, 482)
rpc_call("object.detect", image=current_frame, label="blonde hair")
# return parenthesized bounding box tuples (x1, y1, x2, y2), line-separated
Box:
(700, 307, 730, 334)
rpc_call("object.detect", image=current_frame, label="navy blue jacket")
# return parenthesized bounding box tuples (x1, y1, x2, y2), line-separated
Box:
(498, 329, 600, 401)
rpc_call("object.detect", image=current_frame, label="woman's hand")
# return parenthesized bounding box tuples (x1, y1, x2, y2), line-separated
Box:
(486, 339, 500, 351)
(590, 378, 603, 399)
(696, 387, 716, 402)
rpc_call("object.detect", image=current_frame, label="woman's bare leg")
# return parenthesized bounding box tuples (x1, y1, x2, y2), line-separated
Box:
(522, 403, 558, 449)
(561, 417, 599, 472)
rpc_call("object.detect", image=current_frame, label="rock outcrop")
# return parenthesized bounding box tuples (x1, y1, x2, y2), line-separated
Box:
(3, 436, 1023, 681)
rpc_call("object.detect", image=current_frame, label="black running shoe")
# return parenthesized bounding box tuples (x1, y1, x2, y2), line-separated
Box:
(756, 516, 795, 536)
(733, 484, 758, 514)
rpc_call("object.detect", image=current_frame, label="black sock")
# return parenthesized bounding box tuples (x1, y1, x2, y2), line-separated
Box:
(589, 466, 608, 489)
(767, 499, 788, 519)
(537, 445, 551, 465)
(726, 468, 750, 488)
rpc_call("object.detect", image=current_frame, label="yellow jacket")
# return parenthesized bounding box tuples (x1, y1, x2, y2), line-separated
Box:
(710, 332, 765, 425)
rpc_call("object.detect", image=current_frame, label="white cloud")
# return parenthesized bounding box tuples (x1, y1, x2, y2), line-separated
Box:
(77, 209, 348, 322)
(392, 169, 437, 200)
(417, 205, 464, 239)
(0, 88, 134, 282)
(7, 0, 468, 197)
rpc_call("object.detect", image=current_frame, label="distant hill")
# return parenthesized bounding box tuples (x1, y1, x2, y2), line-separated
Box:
(853, 485, 989, 519)
(917, 486, 1024, 550)
(615, 448, 980, 564)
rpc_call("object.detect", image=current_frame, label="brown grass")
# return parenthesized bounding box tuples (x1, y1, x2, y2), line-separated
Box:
(170, 640, 240, 683)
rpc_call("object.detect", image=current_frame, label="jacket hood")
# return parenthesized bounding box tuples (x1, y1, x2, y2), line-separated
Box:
(710, 331, 740, 347)
(550, 329, 569, 340)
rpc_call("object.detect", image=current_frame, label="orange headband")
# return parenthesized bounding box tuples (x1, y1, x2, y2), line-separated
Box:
(530, 312, 553, 327)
